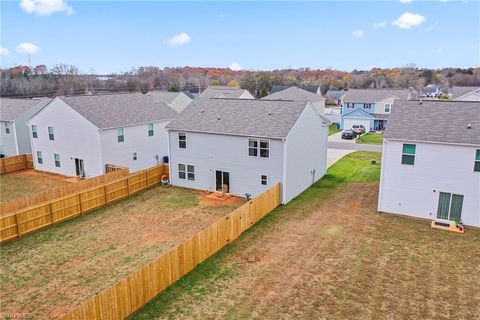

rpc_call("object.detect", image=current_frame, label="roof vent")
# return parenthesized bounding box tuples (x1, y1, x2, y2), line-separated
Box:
(268, 111, 272, 116)
(200, 110, 205, 113)
(419, 99, 423, 105)
(217, 116, 220, 120)
(467, 123, 471, 129)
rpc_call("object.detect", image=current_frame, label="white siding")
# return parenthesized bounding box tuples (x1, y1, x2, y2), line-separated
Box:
(375, 96, 397, 114)
(311, 100, 326, 115)
(100, 121, 170, 172)
(284, 105, 328, 203)
(169, 131, 284, 198)
(28, 98, 104, 178)
(378, 140, 480, 227)
(0, 121, 18, 156)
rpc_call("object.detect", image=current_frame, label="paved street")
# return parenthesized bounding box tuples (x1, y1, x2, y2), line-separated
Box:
(328, 132, 383, 152)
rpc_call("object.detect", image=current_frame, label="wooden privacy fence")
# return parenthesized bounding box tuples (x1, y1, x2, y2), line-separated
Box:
(0, 164, 169, 243)
(60, 183, 281, 320)
(0, 154, 33, 174)
(105, 163, 128, 173)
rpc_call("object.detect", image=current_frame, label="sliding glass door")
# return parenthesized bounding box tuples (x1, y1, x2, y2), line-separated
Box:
(437, 192, 463, 221)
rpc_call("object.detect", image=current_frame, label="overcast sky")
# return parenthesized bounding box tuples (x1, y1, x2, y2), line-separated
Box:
(1, 0, 479, 74)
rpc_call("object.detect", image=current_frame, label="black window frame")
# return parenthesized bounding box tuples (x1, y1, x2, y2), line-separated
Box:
(179, 132, 187, 149)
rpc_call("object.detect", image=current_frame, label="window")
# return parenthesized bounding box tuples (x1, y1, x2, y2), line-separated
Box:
(363, 103, 372, 109)
(248, 139, 258, 156)
(346, 103, 354, 108)
(259, 140, 270, 158)
(475, 150, 480, 172)
(54, 153, 60, 167)
(148, 123, 154, 137)
(178, 132, 186, 148)
(48, 127, 54, 140)
(133, 152, 137, 161)
(261, 175, 268, 185)
(32, 125, 38, 138)
(187, 165, 195, 181)
(36, 151, 43, 164)
(437, 192, 463, 222)
(249, 138, 270, 158)
(384, 104, 391, 113)
(5, 122, 11, 134)
(117, 128, 124, 142)
(178, 163, 186, 179)
(401, 144, 416, 165)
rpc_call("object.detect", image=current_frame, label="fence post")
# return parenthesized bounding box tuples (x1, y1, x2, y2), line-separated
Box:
(104, 185, 108, 206)
(14, 213, 21, 238)
(49, 203, 55, 225)
(127, 176, 131, 196)
(146, 171, 150, 189)
(78, 193, 83, 214)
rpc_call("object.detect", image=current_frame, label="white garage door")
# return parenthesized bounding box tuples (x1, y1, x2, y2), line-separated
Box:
(343, 118, 371, 131)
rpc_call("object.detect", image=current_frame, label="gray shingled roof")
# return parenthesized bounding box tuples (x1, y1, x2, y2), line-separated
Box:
(325, 90, 347, 100)
(58, 93, 178, 129)
(343, 88, 411, 103)
(384, 100, 480, 146)
(196, 86, 252, 99)
(0, 98, 51, 121)
(166, 98, 328, 139)
(450, 86, 480, 99)
(263, 87, 324, 102)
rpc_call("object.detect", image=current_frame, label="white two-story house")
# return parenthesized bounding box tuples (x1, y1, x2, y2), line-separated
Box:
(27, 93, 177, 178)
(340, 88, 411, 131)
(0, 98, 51, 157)
(166, 98, 330, 204)
(378, 100, 480, 228)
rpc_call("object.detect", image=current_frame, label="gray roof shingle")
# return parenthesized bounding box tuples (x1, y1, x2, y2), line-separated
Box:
(263, 87, 324, 102)
(450, 86, 480, 99)
(196, 86, 252, 99)
(146, 91, 182, 104)
(384, 100, 480, 146)
(343, 88, 411, 103)
(166, 98, 328, 139)
(1, 98, 51, 121)
(58, 93, 178, 129)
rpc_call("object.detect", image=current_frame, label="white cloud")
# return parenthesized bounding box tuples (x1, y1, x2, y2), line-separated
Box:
(165, 33, 191, 46)
(373, 20, 388, 28)
(439, 0, 448, 2)
(227, 62, 242, 71)
(0, 47, 10, 56)
(400, 0, 412, 3)
(392, 12, 426, 29)
(219, 13, 234, 18)
(352, 30, 364, 38)
(20, 0, 74, 16)
(16, 42, 40, 54)
(436, 48, 444, 54)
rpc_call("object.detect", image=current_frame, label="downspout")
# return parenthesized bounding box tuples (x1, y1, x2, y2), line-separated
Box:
(12, 121, 19, 155)
(281, 138, 288, 205)
(167, 129, 172, 183)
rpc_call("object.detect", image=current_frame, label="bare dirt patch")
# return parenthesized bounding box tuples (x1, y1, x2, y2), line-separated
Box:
(131, 183, 480, 320)
(0, 185, 241, 319)
(0, 169, 72, 203)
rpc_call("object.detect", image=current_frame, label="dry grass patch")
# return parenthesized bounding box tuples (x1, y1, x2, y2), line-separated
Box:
(0, 185, 241, 319)
(130, 152, 480, 320)
(0, 169, 71, 204)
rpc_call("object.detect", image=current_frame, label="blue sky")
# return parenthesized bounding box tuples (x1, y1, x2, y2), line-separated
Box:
(1, 0, 479, 74)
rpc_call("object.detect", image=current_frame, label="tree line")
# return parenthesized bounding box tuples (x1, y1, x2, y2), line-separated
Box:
(1, 63, 478, 98)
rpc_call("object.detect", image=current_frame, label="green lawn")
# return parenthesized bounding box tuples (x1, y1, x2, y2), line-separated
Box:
(328, 123, 341, 136)
(356, 132, 383, 145)
(129, 151, 479, 320)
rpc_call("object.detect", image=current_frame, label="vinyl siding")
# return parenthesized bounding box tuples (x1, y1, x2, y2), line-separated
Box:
(378, 140, 480, 227)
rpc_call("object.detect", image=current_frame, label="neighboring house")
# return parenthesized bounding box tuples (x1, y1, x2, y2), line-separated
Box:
(422, 84, 442, 97)
(262, 87, 326, 115)
(271, 84, 321, 95)
(449, 86, 480, 101)
(324, 107, 341, 124)
(0, 98, 51, 157)
(196, 86, 254, 99)
(378, 100, 480, 228)
(27, 93, 177, 178)
(340, 88, 411, 131)
(166, 98, 330, 204)
(146, 91, 193, 112)
(325, 90, 347, 106)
